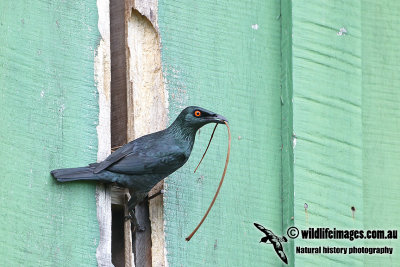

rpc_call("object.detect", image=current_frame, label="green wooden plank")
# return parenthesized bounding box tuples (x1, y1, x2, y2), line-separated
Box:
(362, 1, 400, 265)
(159, 0, 283, 266)
(291, 0, 364, 266)
(0, 1, 99, 265)
(281, 0, 295, 265)
(291, 1, 400, 266)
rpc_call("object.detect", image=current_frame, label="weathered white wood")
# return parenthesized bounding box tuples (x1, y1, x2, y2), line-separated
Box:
(96, 185, 113, 267)
(129, 0, 159, 31)
(124, 192, 134, 267)
(95, 1, 166, 265)
(95, 0, 113, 266)
(126, 5, 167, 266)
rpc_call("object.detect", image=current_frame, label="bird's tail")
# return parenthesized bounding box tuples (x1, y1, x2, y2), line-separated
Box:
(51, 166, 99, 182)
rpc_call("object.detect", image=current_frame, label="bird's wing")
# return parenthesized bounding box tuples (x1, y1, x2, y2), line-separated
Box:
(279, 236, 288, 243)
(272, 241, 288, 264)
(93, 142, 136, 173)
(106, 148, 187, 175)
(254, 223, 273, 236)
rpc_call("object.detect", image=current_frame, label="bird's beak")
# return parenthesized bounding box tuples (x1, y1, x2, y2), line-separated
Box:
(212, 114, 229, 124)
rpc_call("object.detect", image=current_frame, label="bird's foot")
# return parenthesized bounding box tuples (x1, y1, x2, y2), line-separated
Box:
(148, 189, 165, 201)
(125, 213, 146, 232)
(134, 224, 146, 232)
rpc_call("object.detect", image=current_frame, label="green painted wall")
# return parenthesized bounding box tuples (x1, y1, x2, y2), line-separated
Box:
(291, 0, 364, 265)
(1, 0, 399, 266)
(291, 0, 400, 266)
(362, 1, 400, 265)
(0, 1, 100, 265)
(160, 0, 400, 266)
(159, 0, 284, 266)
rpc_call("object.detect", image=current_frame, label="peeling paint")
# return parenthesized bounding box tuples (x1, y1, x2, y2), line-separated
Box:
(95, 0, 112, 266)
(127, 10, 168, 140)
(293, 133, 297, 148)
(128, 0, 159, 31)
(251, 24, 259, 30)
(95, 38, 111, 162)
(337, 27, 347, 36)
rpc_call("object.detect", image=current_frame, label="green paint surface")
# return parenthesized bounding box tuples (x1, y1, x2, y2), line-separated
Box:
(0, 0, 396, 266)
(362, 1, 400, 265)
(159, 0, 284, 266)
(281, 0, 295, 264)
(291, 0, 400, 266)
(160, 0, 400, 266)
(292, 0, 364, 266)
(0, 1, 100, 265)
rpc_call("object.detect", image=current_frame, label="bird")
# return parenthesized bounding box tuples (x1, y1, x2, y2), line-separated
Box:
(254, 223, 288, 264)
(51, 106, 228, 229)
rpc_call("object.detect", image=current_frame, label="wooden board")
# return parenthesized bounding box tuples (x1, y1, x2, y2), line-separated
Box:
(291, 0, 363, 265)
(362, 1, 400, 265)
(291, 0, 400, 266)
(159, 0, 284, 265)
(160, 0, 400, 266)
(0, 0, 100, 265)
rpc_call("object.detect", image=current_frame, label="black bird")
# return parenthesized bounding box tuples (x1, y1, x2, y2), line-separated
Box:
(254, 223, 288, 264)
(51, 106, 228, 227)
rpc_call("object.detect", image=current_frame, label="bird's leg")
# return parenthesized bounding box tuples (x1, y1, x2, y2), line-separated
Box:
(125, 193, 146, 232)
(124, 190, 163, 231)
(124, 209, 145, 232)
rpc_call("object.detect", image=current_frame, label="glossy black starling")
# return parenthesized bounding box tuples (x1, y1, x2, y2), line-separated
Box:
(51, 106, 228, 220)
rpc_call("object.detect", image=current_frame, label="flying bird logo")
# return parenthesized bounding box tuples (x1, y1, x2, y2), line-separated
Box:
(254, 223, 288, 264)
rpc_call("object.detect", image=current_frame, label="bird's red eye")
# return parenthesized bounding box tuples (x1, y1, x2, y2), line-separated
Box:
(194, 110, 201, 117)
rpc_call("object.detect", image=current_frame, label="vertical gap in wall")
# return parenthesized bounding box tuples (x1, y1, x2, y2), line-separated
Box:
(110, 0, 127, 147)
(110, 0, 133, 266)
(111, 204, 125, 267)
(108, 1, 166, 265)
(280, 0, 294, 265)
(126, 8, 157, 267)
(126, 5, 167, 266)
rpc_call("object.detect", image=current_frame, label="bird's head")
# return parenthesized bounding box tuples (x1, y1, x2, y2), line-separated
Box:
(175, 106, 228, 130)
